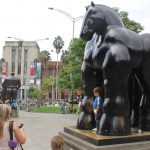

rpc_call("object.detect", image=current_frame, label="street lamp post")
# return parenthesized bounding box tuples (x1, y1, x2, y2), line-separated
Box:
(56, 51, 59, 100)
(51, 70, 54, 104)
(48, 7, 83, 40)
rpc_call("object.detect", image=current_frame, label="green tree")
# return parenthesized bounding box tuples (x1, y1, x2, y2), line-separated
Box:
(39, 50, 51, 76)
(27, 86, 44, 100)
(33, 88, 44, 100)
(41, 78, 52, 91)
(27, 86, 36, 99)
(0, 58, 5, 63)
(58, 38, 86, 92)
(61, 50, 68, 64)
(53, 36, 64, 54)
(41, 77, 52, 100)
(113, 8, 144, 33)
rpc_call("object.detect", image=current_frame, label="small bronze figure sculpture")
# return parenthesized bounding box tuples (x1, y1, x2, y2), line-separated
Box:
(1, 72, 21, 103)
(77, 2, 150, 136)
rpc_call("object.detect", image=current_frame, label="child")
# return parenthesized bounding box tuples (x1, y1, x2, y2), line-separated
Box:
(93, 87, 103, 131)
(51, 135, 64, 150)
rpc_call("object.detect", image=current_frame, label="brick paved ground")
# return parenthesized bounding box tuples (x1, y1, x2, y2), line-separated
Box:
(13, 111, 78, 150)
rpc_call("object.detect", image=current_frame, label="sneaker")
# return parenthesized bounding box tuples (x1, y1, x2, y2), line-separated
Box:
(92, 128, 97, 131)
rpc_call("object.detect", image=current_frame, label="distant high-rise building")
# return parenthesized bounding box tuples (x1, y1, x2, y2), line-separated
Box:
(3, 41, 40, 99)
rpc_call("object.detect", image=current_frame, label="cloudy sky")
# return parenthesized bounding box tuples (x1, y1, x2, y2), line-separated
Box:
(0, 0, 150, 60)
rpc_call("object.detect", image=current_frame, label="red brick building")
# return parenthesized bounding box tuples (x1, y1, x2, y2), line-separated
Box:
(44, 61, 64, 99)
(45, 61, 63, 79)
(44, 61, 83, 100)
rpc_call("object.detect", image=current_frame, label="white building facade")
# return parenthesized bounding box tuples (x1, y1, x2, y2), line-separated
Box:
(3, 41, 40, 99)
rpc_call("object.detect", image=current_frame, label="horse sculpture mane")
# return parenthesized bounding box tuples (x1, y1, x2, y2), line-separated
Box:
(92, 4, 124, 27)
(80, 2, 124, 41)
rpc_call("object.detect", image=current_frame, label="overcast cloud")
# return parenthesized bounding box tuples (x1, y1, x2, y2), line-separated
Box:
(0, 0, 150, 60)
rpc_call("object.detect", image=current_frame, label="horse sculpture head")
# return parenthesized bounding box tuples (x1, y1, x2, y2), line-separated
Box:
(80, 2, 124, 41)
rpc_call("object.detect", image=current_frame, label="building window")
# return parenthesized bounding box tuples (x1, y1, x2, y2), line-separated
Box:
(12, 49, 16, 72)
(49, 65, 53, 78)
(18, 48, 21, 74)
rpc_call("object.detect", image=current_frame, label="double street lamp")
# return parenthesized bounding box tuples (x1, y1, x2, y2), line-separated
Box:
(8, 37, 49, 42)
(48, 7, 83, 40)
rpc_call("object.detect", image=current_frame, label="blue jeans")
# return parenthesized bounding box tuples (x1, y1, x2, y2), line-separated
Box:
(95, 117, 101, 130)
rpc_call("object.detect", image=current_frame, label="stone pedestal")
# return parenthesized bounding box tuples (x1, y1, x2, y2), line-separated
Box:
(59, 126, 150, 150)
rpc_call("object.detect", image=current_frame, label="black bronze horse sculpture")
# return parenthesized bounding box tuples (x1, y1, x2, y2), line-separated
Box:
(77, 2, 150, 136)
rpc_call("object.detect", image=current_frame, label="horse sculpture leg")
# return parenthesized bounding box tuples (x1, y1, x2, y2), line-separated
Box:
(99, 44, 131, 136)
(140, 58, 150, 131)
(128, 73, 142, 128)
(77, 62, 103, 129)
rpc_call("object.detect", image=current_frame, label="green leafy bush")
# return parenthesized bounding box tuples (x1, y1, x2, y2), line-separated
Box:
(31, 104, 79, 114)
(73, 107, 77, 113)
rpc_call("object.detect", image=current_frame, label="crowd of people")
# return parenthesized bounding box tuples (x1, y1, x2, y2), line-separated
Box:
(60, 101, 73, 114)
(14, 98, 80, 114)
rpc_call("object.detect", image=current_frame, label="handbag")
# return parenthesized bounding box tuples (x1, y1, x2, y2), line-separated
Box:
(8, 121, 24, 150)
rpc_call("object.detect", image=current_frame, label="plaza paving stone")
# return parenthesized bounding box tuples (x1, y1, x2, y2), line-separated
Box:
(13, 111, 78, 150)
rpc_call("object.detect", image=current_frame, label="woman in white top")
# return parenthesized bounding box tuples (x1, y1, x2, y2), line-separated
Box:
(0, 104, 26, 149)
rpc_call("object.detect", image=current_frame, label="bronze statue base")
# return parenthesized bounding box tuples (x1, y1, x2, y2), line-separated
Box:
(59, 126, 150, 150)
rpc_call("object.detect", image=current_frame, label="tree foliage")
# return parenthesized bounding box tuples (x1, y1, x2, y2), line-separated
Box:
(27, 86, 44, 100)
(41, 78, 52, 91)
(39, 50, 50, 63)
(27, 86, 35, 99)
(53, 36, 64, 54)
(58, 38, 86, 91)
(40, 77, 53, 100)
(113, 8, 144, 33)
(0, 58, 5, 63)
(27, 78, 52, 100)
(39, 50, 51, 76)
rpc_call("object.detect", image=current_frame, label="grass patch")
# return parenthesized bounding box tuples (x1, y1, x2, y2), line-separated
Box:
(31, 106, 61, 113)
(31, 104, 78, 113)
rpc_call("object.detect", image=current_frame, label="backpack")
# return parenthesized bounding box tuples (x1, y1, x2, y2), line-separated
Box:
(8, 121, 24, 150)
